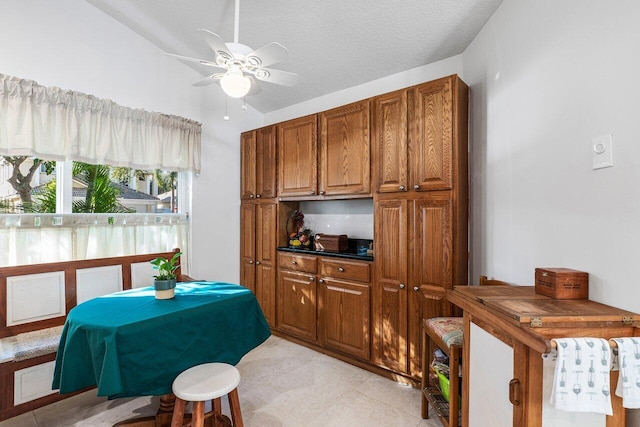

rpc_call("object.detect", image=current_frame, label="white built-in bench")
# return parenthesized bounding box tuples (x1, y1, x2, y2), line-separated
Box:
(0, 250, 185, 421)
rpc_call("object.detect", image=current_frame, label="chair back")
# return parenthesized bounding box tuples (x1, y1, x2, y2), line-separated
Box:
(479, 275, 510, 286)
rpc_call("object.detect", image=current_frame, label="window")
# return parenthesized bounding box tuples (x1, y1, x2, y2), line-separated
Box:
(0, 157, 184, 215)
(0, 156, 191, 269)
(1, 73, 199, 270)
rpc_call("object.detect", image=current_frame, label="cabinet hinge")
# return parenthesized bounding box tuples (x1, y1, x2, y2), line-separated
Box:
(530, 317, 543, 328)
(622, 316, 634, 326)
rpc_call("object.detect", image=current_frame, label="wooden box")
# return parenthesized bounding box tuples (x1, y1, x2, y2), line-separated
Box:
(534, 268, 589, 299)
(314, 234, 348, 252)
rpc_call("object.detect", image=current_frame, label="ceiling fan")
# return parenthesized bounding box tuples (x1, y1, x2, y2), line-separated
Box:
(165, 0, 298, 98)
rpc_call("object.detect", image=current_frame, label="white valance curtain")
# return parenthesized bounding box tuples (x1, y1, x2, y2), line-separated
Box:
(0, 73, 201, 173)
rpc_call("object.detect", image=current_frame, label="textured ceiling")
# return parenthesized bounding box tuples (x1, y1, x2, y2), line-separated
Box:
(87, 0, 503, 113)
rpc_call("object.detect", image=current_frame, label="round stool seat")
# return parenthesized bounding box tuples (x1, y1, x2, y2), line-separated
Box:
(172, 363, 240, 402)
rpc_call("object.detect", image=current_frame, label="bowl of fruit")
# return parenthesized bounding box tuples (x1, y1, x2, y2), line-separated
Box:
(287, 210, 312, 249)
(289, 230, 312, 248)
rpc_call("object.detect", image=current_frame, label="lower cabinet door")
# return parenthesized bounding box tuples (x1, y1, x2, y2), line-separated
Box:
(277, 270, 317, 342)
(255, 264, 276, 327)
(469, 322, 514, 427)
(319, 278, 370, 360)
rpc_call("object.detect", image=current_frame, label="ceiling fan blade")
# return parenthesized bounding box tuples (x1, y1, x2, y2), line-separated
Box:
(254, 68, 299, 87)
(197, 29, 234, 60)
(193, 73, 225, 87)
(246, 76, 262, 96)
(246, 42, 289, 68)
(164, 52, 224, 69)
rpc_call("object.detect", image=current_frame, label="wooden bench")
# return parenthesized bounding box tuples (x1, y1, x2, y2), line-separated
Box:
(0, 249, 188, 421)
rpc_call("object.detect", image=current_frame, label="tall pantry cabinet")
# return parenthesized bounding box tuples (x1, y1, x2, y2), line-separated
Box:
(240, 125, 278, 327)
(372, 75, 469, 378)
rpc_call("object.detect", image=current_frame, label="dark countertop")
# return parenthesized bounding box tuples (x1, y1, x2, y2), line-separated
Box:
(277, 246, 374, 262)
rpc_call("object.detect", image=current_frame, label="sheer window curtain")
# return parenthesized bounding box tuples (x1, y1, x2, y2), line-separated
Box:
(0, 214, 189, 268)
(0, 74, 200, 270)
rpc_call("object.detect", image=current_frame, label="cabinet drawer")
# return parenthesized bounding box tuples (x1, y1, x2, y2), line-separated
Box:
(319, 258, 371, 283)
(278, 253, 317, 273)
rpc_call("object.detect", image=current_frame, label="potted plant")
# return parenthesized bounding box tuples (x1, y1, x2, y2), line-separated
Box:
(150, 252, 182, 299)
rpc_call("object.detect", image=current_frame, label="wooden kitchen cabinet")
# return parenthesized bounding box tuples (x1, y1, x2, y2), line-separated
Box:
(239, 74, 469, 384)
(278, 101, 371, 199)
(239, 201, 277, 327)
(319, 100, 371, 196)
(318, 257, 372, 360)
(372, 74, 468, 380)
(372, 75, 468, 194)
(409, 195, 460, 377)
(372, 198, 409, 373)
(241, 125, 277, 200)
(277, 115, 318, 197)
(371, 89, 408, 193)
(373, 194, 461, 377)
(277, 253, 318, 342)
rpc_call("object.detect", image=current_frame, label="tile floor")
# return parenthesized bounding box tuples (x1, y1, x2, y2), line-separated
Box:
(0, 336, 443, 427)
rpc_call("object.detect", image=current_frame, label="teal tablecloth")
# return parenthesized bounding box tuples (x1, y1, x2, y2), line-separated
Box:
(52, 282, 270, 399)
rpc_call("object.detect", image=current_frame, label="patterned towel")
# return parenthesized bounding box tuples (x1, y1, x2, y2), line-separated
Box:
(612, 338, 640, 409)
(550, 338, 612, 415)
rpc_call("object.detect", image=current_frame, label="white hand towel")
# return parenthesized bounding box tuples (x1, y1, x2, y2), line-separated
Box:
(612, 338, 640, 409)
(550, 337, 612, 415)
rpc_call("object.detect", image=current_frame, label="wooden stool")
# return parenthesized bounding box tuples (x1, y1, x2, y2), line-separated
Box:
(171, 363, 244, 427)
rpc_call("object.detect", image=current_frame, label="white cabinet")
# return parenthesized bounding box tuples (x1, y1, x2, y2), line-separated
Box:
(468, 323, 513, 427)
(469, 322, 607, 427)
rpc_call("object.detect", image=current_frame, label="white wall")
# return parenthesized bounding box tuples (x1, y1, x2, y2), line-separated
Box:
(264, 55, 463, 125)
(0, 0, 263, 282)
(299, 199, 374, 240)
(463, 0, 640, 316)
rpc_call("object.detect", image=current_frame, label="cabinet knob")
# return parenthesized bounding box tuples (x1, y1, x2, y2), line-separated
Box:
(255, 261, 261, 265)
(291, 260, 297, 265)
(399, 185, 406, 191)
(413, 286, 420, 292)
(248, 260, 254, 264)
(319, 191, 325, 195)
(399, 283, 405, 289)
(310, 190, 315, 195)
(338, 267, 345, 272)
(318, 279, 325, 284)
(249, 194, 255, 198)
(413, 184, 420, 190)
(309, 276, 315, 282)
(256, 194, 261, 198)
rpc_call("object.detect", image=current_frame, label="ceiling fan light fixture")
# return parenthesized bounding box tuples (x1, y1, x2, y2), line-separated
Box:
(220, 68, 251, 98)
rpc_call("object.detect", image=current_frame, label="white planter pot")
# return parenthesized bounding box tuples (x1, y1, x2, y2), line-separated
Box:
(154, 279, 176, 300)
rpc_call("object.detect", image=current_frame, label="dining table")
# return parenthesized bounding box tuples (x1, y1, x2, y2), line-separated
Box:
(52, 281, 271, 426)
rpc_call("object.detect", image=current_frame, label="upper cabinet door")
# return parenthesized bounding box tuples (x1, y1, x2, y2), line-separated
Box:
(410, 76, 455, 191)
(319, 100, 371, 196)
(372, 89, 408, 194)
(277, 115, 318, 197)
(240, 131, 257, 200)
(256, 125, 277, 199)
